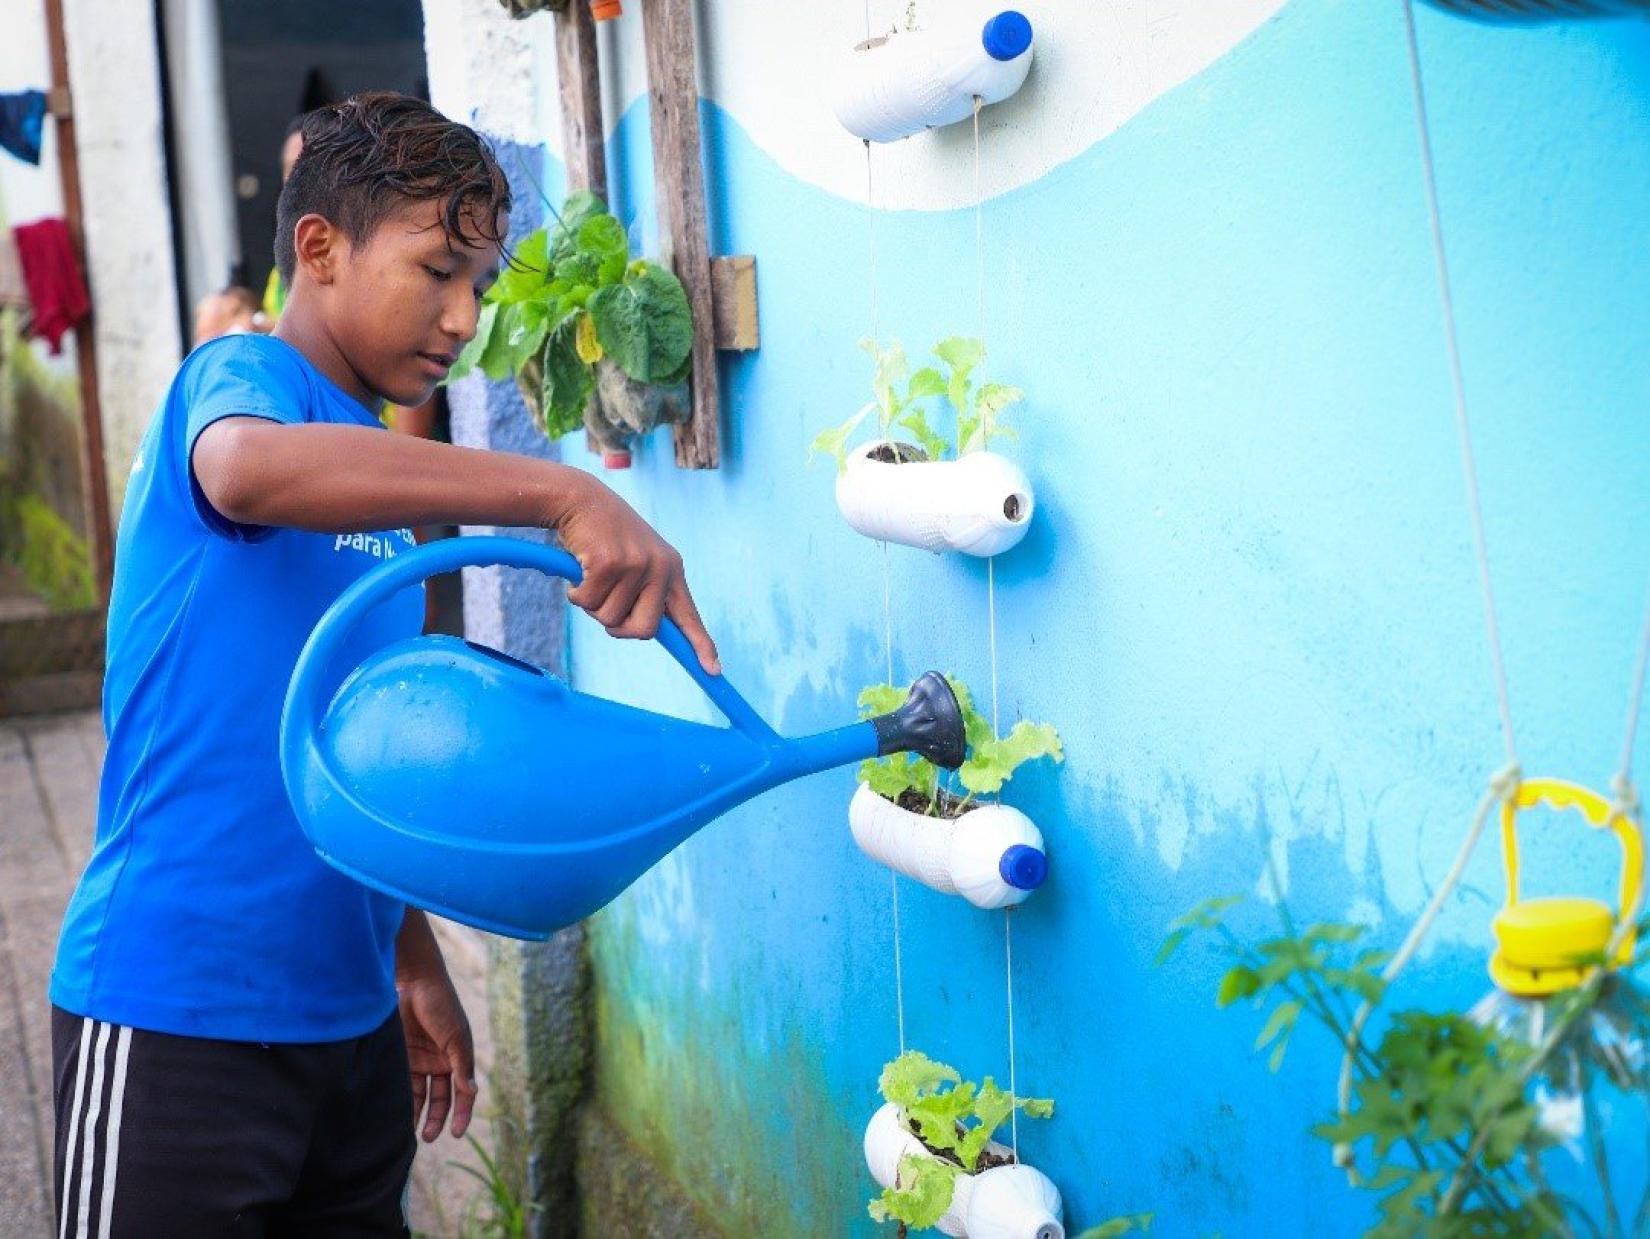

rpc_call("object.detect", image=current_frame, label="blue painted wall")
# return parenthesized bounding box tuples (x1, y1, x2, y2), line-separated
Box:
(517, 2, 1650, 1232)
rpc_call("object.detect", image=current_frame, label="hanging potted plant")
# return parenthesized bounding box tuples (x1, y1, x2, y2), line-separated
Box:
(850, 677, 1060, 909)
(865, 1050, 1062, 1238)
(812, 337, 1035, 557)
(447, 191, 693, 467)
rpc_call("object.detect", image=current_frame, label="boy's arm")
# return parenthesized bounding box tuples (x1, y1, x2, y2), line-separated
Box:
(192, 417, 718, 670)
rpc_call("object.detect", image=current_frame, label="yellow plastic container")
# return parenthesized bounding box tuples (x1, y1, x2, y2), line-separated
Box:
(1490, 778, 1643, 997)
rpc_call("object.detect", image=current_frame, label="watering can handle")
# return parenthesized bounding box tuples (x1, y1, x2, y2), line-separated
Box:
(1498, 777, 1644, 930)
(283, 535, 779, 755)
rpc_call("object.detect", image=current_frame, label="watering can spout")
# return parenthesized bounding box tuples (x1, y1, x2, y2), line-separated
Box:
(280, 536, 967, 940)
(874, 672, 965, 769)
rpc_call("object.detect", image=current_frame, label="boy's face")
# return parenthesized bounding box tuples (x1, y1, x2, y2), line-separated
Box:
(326, 197, 501, 406)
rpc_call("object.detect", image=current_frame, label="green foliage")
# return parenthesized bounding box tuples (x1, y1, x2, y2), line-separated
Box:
(450, 1131, 540, 1239)
(810, 336, 1024, 471)
(1, 492, 95, 610)
(870, 1050, 1054, 1230)
(856, 676, 1062, 816)
(1157, 894, 1650, 1237)
(446, 191, 693, 440)
(867, 1153, 959, 1229)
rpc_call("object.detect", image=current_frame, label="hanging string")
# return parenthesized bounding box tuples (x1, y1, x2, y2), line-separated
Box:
(1402, 0, 1518, 769)
(972, 90, 1021, 1163)
(1336, 2, 1532, 1175)
(861, 40, 906, 1053)
(1613, 574, 1650, 811)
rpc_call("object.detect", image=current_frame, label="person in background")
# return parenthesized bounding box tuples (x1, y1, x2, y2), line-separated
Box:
(191, 114, 307, 344)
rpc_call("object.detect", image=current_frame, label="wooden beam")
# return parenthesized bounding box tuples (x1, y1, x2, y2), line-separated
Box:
(42, 0, 114, 605)
(640, 0, 720, 469)
(552, 1, 606, 199)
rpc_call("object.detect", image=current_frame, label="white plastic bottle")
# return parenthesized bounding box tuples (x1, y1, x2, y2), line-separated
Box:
(832, 10, 1036, 144)
(835, 442, 1035, 558)
(849, 783, 1049, 909)
(864, 1103, 1066, 1239)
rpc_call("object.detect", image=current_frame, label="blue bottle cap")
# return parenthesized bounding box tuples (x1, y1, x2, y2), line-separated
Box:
(998, 844, 1048, 891)
(981, 11, 1033, 62)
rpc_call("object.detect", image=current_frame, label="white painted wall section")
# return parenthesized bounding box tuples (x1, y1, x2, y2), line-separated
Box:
(62, 0, 183, 510)
(425, 0, 1286, 209)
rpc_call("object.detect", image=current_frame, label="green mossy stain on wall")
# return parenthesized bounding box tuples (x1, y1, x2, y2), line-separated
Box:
(588, 891, 864, 1236)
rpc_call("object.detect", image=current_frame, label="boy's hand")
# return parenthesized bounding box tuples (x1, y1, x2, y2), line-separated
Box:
(552, 473, 721, 675)
(398, 971, 477, 1142)
(395, 909, 475, 1142)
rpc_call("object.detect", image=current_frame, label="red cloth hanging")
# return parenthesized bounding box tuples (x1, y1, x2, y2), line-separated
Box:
(13, 217, 90, 354)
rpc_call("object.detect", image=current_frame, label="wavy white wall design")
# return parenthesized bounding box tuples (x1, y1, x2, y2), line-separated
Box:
(425, 0, 1287, 207)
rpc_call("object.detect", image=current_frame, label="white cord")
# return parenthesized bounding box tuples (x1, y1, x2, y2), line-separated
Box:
(973, 86, 1019, 1162)
(1614, 574, 1650, 795)
(1401, 0, 1517, 768)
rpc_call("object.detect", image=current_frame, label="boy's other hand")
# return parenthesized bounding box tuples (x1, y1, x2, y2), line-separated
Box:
(553, 473, 721, 675)
(398, 972, 477, 1142)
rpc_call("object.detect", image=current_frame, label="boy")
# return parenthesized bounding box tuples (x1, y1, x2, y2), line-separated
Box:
(49, 92, 718, 1237)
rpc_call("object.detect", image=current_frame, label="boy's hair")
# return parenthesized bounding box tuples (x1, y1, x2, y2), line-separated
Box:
(273, 92, 510, 284)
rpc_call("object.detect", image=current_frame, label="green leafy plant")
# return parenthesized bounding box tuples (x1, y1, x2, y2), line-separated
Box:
(1160, 895, 1650, 1237)
(447, 191, 693, 440)
(449, 1131, 541, 1239)
(811, 336, 1025, 472)
(0, 491, 95, 610)
(869, 1050, 1054, 1230)
(857, 676, 1061, 817)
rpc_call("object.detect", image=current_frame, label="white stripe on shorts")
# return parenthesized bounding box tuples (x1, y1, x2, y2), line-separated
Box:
(95, 1026, 133, 1239)
(74, 1020, 112, 1239)
(57, 1018, 94, 1239)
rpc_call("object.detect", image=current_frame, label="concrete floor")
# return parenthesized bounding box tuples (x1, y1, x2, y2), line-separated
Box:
(0, 710, 499, 1237)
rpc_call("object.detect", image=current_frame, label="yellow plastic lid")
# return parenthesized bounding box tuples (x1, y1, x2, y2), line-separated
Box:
(1490, 896, 1615, 997)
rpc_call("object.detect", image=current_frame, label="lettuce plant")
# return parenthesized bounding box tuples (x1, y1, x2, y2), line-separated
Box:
(811, 336, 1025, 472)
(869, 1050, 1053, 1230)
(447, 191, 693, 440)
(857, 676, 1061, 816)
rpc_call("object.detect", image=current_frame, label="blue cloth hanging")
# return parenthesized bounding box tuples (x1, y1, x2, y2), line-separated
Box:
(0, 90, 48, 166)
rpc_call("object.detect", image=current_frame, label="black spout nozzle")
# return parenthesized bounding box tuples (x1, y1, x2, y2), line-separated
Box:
(871, 672, 966, 770)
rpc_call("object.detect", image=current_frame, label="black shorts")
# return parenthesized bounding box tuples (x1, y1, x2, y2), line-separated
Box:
(52, 1005, 415, 1238)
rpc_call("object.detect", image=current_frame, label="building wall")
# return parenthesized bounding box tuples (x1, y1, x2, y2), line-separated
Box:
(61, 0, 183, 513)
(432, 1, 1650, 1233)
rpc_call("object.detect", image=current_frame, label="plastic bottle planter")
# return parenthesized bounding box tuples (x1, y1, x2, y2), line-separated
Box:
(833, 11, 1036, 144)
(849, 783, 1047, 909)
(835, 441, 1034, 558)
(864, 1103, 1064, 1239)
(582, 359, 690, 469)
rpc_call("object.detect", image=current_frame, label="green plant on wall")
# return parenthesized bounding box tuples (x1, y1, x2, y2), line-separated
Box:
(1160, 895, 1650, 1237)
(857, 675, 1061, 817)
(446, 191, 693, 440)
(870, 1050, 1054, 1229)
(811, 336, 1025, 471)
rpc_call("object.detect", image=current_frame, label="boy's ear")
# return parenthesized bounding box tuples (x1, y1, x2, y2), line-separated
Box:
(291, 213, 344, 286)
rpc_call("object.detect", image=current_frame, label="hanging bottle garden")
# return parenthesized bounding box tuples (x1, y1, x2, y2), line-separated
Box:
(814, 338, 1035, 558)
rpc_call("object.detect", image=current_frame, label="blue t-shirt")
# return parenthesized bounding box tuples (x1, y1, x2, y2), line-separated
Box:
(50, 334, 423, 1043)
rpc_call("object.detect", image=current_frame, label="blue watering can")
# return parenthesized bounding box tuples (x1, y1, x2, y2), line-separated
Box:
(280, 536, 965, 940)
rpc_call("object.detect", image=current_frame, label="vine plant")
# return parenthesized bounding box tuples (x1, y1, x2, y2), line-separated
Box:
(1160, 895, 1650, 1237)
